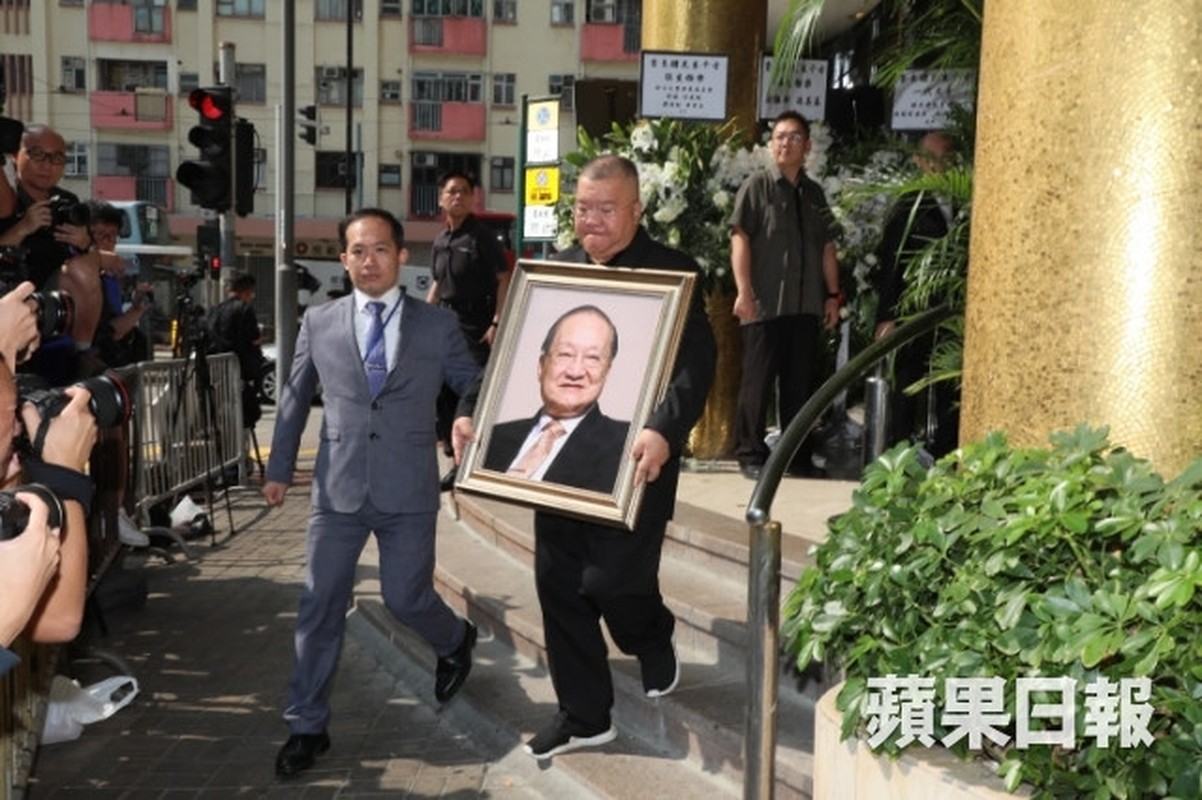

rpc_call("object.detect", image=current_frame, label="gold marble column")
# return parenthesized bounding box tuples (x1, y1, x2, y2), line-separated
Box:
(641, 0, 766, 137)
(962, 2, 1202, 475)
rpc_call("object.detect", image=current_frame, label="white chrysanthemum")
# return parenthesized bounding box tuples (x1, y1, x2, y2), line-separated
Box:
(711, 189, 731, 211)
(653, 194, 687, 224)
(556, 229, 575, 251)
(630, 123, 656, 154)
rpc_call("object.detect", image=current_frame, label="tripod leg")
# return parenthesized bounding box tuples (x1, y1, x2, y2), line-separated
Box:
(246, 425, 265, 482)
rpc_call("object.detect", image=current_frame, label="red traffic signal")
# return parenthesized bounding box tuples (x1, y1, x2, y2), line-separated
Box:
(177, 86, 233, 212)
(189, 87, 232, 122)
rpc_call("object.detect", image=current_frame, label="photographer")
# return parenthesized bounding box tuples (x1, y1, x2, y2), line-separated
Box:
(0, 347, 98, 667)
(59, 201, 152, 374)
(0, 124, 91, 291)
(207, 272, 265, 426)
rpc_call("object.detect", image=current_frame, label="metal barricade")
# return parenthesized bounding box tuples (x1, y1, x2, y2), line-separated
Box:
(130, 353, 245, 523)
(2, 354, 245, 795)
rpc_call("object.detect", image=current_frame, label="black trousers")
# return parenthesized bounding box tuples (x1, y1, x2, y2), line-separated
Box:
(734, 313, 821, 467)
(435, 306, 491, 448)
(533, 514, 675, 729)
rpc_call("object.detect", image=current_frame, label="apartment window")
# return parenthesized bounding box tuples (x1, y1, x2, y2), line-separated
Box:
(254, 147, 267, 189)
(235, 64, 267, 103)
(490, 156, 514, 192)
(64, 142, 88, 177)
(316, 67, 364, 107)
(98, 59, 169, 92)
(493, 0, 516, 22)
(412, 72, 483, 104)
(412, 0, 483, 17)
(61, 57, 86, 93)
(179, 71, 199, 94)
(98, 143, 170, 177)
(132, 0, 166, 34)
(381, 81, 402, 102)
(317, 0, 363, 20)
(492, 73, 515, 106)
(177, 0, 197, 10)
(316, 151, 356, 189)
(549, 74, 575, 111)
(380, 0, 402, 15)
(59, 0, 84, 6)
(217, 0, 265, 16)
(379, 164, 402, 187)
(551, 0, 573, 24)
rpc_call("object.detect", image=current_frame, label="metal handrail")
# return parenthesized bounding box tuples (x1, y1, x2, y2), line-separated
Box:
(742, 304, 955, 799)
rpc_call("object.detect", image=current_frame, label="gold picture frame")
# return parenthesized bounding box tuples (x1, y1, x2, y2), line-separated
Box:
(457, 259, 696, 529)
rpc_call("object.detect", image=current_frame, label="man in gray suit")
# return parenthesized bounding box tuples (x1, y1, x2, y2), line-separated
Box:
(263, 208, 481, 779)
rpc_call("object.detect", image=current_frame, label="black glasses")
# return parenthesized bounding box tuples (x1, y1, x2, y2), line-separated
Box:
(25, 149, 68, 166)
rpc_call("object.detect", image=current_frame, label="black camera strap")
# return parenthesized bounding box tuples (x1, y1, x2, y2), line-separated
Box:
(22, 461, 93, 517)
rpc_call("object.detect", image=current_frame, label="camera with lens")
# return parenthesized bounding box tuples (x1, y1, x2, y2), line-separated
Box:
(0, 247, 75, 340)
(0, 483, 64, 542)
(16, 373, 133, 454)
(48, 195, 90, 229)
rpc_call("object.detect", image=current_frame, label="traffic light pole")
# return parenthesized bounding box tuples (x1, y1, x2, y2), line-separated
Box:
(218, 42, 236, 297)
(274, 2, 298, 395)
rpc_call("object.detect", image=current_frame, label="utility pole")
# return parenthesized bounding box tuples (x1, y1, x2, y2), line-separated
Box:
(274, 2, 298, 395)
(345, 2, 355, 215)
(218, 42, 236, 301)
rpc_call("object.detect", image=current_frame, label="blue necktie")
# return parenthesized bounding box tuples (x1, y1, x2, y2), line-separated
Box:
(364, 300, 388, 395)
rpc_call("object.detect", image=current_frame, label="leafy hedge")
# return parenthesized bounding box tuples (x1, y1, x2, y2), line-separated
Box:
(784, 426, 1202, 798)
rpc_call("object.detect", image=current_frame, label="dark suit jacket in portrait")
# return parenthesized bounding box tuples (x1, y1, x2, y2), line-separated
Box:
(266, 293, 481, 514)
(483, 405, 630, 494)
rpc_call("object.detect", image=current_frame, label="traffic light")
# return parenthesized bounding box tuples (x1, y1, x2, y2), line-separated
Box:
(298, 105, 318, 146)
(234, 119, 255, 217)
(177, 86, 233, 212)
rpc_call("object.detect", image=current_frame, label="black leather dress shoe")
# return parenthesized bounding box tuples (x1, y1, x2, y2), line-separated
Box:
(739, 462, 763, 480)
(435, 619, 477, 702)
(275, 731, 330, 779)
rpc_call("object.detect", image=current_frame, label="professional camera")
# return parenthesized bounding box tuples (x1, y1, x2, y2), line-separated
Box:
(17, 372, 133, 434)
(48, 195, 90, 229)
(0, 483, 64, 542)
(0, 246, 76, 340)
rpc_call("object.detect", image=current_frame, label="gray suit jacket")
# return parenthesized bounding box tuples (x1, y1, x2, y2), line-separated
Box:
(266, 293, 481, 514)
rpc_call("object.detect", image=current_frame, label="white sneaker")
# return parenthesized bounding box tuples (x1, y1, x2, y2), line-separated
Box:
(117, 510, 150, 547)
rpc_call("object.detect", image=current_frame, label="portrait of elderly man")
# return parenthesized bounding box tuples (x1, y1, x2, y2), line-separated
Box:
(483, 304, 630, 493)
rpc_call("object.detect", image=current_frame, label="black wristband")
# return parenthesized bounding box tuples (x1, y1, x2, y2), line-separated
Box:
(21, 461, 94, 517)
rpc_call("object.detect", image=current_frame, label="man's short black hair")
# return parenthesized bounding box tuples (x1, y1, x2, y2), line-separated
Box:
(772, 110, 811, 139)
(438, 169, 476, 191)
(231, 273, 256, 293)
(338, 207, 405, 251)
(86, 200, 124, 230)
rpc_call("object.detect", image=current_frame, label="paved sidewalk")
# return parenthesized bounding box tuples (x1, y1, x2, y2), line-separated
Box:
(23, 406, 856, 799)
(24, 451, 581, 798)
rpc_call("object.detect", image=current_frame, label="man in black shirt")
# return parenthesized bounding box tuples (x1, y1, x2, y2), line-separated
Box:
(0, 124, 91, 290)
(207, 272, 265, 425)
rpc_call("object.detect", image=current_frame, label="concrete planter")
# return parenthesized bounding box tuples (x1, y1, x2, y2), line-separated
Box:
(813, 683, 1030, 799)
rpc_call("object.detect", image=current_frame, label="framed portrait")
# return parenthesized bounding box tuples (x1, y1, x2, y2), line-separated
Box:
(457, 259, 696, 530)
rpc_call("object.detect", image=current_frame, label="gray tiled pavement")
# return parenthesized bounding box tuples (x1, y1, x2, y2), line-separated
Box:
(22, 405, 854, 799)
(23, 411, 586, 799)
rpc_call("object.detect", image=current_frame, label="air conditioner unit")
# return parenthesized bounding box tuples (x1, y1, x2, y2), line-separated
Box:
(593, 7, 617, 23)
(413, 153, 437, 167)
(320, 66, 342, 80)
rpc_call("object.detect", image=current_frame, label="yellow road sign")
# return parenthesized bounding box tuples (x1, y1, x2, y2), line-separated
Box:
(524, 166, 560, 205)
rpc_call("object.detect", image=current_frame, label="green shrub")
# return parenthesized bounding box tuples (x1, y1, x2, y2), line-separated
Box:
(784, 425, 1202, 798)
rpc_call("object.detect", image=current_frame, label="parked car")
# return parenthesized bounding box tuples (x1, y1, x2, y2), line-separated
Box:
(258, 344, 321, 406)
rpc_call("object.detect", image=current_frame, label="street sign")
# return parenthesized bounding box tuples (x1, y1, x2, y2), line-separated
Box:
(524, 166, 560, 206)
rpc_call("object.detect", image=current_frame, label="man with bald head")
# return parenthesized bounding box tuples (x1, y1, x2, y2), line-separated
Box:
(0, 124, 92, 291)
(474, 154, 715, 760)
(483, 304, 629, 491)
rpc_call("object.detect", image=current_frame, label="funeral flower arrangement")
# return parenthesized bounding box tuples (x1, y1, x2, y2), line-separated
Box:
(556, 117, 770, 293)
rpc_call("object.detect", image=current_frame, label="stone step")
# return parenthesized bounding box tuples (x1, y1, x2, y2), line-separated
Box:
(395, 493, 822, 798)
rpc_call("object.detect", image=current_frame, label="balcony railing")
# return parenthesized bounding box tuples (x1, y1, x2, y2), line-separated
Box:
(413, 18, 443, 46)
(135, 177, 170, 207)
(412, 101, 442, 132)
